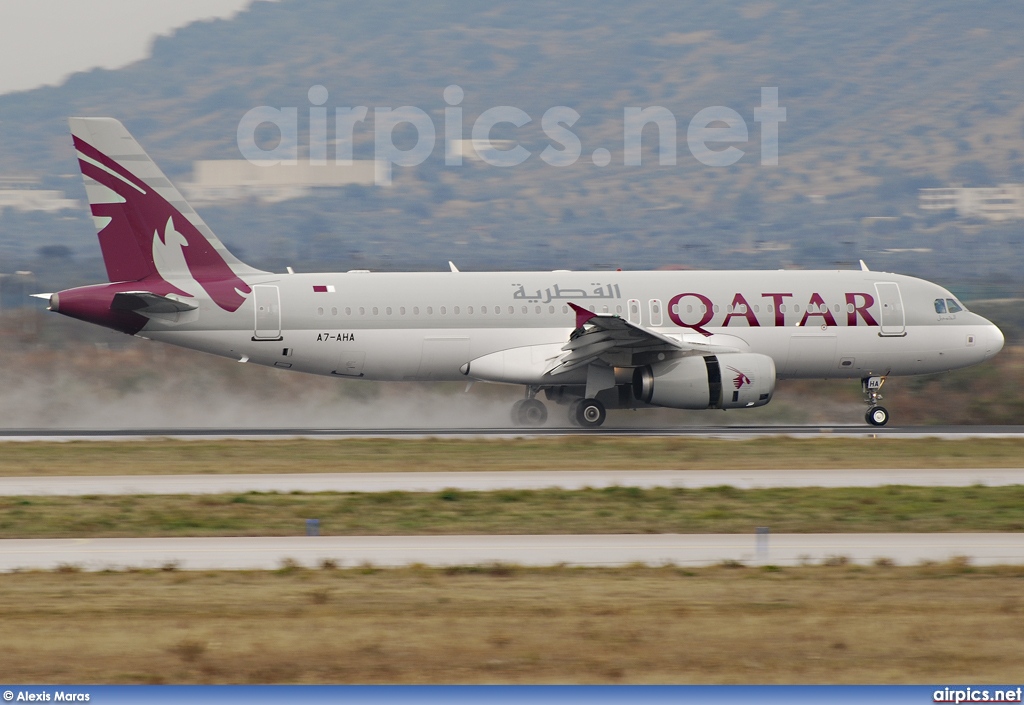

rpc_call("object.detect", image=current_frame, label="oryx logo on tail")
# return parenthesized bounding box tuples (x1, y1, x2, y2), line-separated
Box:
(71, 119, 252, 312)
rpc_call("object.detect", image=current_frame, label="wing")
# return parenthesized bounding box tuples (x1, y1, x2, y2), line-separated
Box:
(545, 303, 745, 376)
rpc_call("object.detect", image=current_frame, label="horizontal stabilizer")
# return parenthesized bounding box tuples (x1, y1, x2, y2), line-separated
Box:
(111, 291, 198, 314)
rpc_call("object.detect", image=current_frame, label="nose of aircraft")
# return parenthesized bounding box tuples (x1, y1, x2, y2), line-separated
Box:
(983, 321, 1004, 359)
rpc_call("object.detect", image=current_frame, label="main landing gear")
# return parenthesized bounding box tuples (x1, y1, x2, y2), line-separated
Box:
(510, 389, 607, 428)
(568, 398, 606, 428)
(862, 376, 889, 427)
(511, 393, 548, 427)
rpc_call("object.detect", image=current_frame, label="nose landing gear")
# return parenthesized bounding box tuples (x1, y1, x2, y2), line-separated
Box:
(862, 376, 889, 427)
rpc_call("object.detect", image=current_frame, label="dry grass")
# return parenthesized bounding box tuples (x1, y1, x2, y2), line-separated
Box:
(2, 437, 1024, 477)
(1, 564, 1022, 683)
(3, 485, 1024, 538)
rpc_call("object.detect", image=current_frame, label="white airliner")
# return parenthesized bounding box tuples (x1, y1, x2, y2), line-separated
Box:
(40, 118, 1004, 427)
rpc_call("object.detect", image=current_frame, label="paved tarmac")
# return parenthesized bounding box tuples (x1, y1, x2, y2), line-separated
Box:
(2, 425, 1024, 440)
(1, 468, 1022, 496)
(1, 533, 1021, 571)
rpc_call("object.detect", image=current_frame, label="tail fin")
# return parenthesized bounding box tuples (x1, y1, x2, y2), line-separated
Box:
(69, 117, 264, 312)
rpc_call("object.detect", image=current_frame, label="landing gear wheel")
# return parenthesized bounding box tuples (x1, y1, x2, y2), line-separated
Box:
(861, 377, 889, 428)
(512, 398, 548, 427)
(865, 406, 889, 427)
(574, 398, 606, 428)
(511, 399, 526, 426)
(567, 399, 582, 427)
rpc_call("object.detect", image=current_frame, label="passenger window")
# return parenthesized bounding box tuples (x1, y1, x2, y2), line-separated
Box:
(946, 299, 963, 313)
(934, 299, 946, 314)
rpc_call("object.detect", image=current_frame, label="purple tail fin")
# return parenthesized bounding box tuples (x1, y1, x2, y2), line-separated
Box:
(69, 117, 264, 312)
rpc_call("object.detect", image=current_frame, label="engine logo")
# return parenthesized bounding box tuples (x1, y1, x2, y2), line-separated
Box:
(727, 366, 752, 390)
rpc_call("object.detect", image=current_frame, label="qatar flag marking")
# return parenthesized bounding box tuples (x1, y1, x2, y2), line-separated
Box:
(313, 285, 336, 293)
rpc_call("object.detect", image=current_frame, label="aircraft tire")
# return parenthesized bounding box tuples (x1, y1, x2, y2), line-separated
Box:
(575, 398, 607, 428)
(510, 399, 526, 426)
(865, 406, 889, 427)
(567, 400, 582, 426)
(516, 398, 548, 426)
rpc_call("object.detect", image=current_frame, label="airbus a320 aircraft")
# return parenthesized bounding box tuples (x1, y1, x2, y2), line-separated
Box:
(40, 118, 1004, 427)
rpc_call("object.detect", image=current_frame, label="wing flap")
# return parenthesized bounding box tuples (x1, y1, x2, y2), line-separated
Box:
(111, 291, 198, 314)
(545, 303, 746, 375)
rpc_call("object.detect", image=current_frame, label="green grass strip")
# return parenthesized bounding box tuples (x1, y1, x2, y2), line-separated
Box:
(3, 485, 1023, 538)
(3, 436, 1024, 477)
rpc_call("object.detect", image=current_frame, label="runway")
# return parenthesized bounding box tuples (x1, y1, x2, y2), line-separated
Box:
(2, 533, 1022, 571)
(4, 444, 1019, 574)
(2, 425, 1024, 440)
(2, 467, 1023, 496)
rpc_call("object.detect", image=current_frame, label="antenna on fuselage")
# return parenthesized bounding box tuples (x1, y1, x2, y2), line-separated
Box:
(449, 261, 460, 272)
(859, 260, 870, 271)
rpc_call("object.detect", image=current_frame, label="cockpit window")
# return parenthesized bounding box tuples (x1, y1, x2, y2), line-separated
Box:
(946, 299, 963, 313)
(934, 299, 947, 314)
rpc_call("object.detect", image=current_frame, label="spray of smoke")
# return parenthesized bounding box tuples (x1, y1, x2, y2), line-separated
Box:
(0, 341, 864, 430)
(0, 347, 519, 430)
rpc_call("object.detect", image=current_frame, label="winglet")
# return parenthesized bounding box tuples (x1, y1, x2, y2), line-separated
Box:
(448, 261, 460, 272)
(860, 259, 870, 271)
(569, 302, 597, 329)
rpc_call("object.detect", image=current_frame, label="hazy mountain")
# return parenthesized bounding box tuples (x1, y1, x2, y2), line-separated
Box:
(1, 0, 1022, 297)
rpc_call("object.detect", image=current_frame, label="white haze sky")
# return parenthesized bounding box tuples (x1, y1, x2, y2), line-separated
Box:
(0, 0, 265, 96)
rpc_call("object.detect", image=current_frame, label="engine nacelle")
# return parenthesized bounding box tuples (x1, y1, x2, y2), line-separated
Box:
(632, 353, 776, 410)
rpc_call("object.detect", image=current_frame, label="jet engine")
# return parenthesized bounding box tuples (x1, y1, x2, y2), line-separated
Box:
(632, 353, 776, 410)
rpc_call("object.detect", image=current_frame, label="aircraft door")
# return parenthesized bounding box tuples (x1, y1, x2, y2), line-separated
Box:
(627, 299, 641, 325)
(783, 333, 838, 377)
(874, 282, 906, 336)
(649, 299, 663, 326)
(253, 285, 282, 340)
